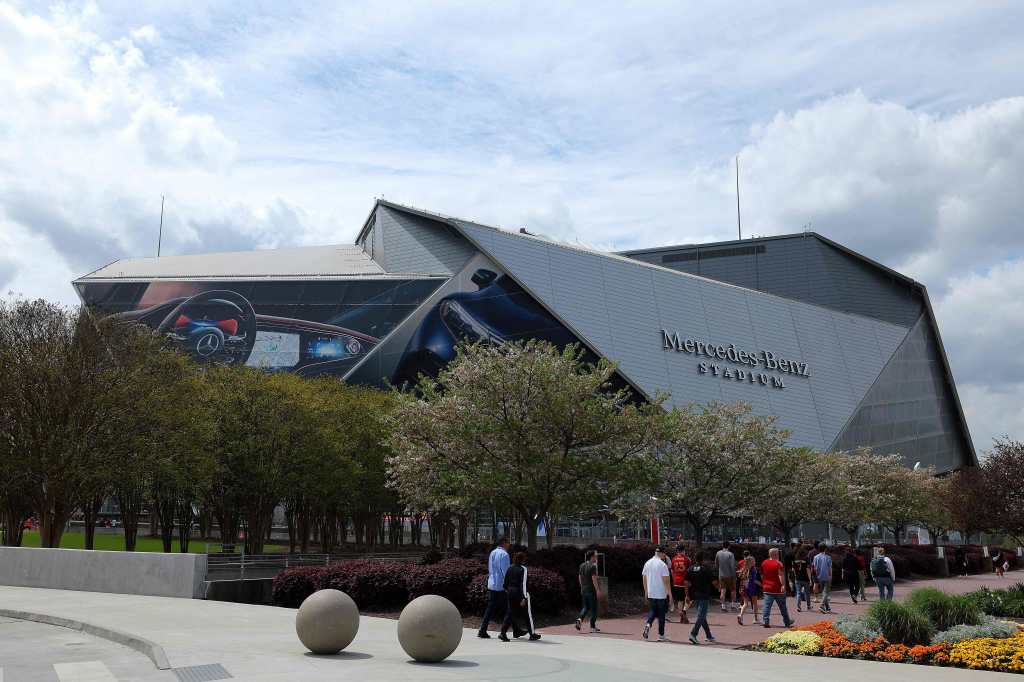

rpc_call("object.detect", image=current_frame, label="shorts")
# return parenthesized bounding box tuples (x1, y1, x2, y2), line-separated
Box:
(671, 585, 687, 601)
(719, 576, 736, 592)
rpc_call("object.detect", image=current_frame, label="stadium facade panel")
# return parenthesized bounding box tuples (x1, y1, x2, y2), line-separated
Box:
(74, 200, 976, 472)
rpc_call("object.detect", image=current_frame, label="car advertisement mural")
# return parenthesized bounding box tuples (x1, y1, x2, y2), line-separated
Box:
(76, 279, 443, 377)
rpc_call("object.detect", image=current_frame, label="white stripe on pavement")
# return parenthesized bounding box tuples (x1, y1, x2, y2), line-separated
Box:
(53, 661, 118, 682)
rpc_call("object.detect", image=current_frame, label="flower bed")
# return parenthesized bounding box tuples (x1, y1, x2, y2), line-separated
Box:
(755, 620, 1024, 673)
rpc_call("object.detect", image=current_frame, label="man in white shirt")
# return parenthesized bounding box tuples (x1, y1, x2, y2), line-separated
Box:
(641, 546, 673, 642)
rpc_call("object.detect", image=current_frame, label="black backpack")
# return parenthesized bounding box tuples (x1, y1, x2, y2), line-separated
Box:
(870, 556, 888, 577)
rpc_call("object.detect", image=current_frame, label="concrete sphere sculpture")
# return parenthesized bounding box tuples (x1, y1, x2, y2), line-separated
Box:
(295, 589, 359, 654)
(397, 595, 463, 662)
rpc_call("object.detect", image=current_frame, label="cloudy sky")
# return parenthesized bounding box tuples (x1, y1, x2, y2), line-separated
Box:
(2, 1, 1022, 454)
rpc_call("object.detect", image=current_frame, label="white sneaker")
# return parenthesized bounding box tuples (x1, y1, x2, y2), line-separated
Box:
(658, 635, 667, 642)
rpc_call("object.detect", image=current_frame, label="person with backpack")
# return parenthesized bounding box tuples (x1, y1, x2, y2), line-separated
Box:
(575, 549, 601, 633)
(871, 547, 896, 601)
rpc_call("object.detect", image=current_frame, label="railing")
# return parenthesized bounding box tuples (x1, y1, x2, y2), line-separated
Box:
(204, 550, 419, 581)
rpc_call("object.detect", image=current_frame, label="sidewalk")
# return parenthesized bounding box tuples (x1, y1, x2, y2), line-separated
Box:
(0, 580, 1018, 681)
(545, 572, 1020, 648)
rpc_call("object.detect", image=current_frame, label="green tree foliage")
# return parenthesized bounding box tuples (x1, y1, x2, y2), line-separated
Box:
(822, 448, 902, 545)
(641, 401, 790, 545)
(751, 446, 837, 543)
(387, 340, 661, 551)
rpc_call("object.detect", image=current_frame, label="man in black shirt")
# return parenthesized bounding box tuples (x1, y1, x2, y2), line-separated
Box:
(685, 551, 718, 645)
(575, 549, 601, 633)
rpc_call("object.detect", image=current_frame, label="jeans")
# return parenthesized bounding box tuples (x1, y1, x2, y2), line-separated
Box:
(690, 598, 712, 639)
(819, 579, 832, 610)
(762, 592, 792, 626)
(876, 576, 894, 601)
(857, 570, 867, 599)
(646, 598, 668, 636)
(795, 581, 811, 609)
(578, 591, 598, 628)
(479, 589, 507, 634)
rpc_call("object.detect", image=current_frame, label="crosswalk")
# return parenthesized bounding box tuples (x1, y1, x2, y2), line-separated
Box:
(0, 660, 118, 682)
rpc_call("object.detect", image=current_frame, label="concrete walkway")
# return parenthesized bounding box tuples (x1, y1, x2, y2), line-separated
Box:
(545, 571, 1021, 648)
(0, 584, 1018, 681)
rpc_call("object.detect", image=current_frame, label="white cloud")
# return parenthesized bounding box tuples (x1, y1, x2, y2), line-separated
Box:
(1, 1, 1023, 451)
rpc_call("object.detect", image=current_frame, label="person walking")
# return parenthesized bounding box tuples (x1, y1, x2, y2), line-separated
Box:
(500, 552, 541, 641)
(641, 546, 673, 642)
(812, 546, 833, 613)
(855, 548, 869, 602)
(686, 550, 717, 644)
(737, 554, 762, 625)
(575, 549, 601, 633)
(807, 541, 821, 604)
(715, 542, 737, 611)
(955, 546, 968, 577)
(871, 547, 896, 601)
(478, 536, 510, 638)
(793, 546, 812, 612)
(670, 545, 691, 624)
(760, 547, 795, 628)
(842, 547, 860, 604)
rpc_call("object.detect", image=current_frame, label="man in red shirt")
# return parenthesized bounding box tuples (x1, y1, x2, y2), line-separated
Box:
(760, 547, 795, 628)
(671, 546, 691, 624)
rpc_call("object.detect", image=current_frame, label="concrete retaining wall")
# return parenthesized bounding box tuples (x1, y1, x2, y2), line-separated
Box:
(0, 547, 207, 599)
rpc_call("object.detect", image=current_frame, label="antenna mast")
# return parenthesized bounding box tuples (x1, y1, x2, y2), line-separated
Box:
(735, 155, 742, 240)
(157, 195, 165, 257)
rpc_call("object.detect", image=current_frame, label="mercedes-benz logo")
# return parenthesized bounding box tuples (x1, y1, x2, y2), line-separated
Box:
(195, 332, 222, 357)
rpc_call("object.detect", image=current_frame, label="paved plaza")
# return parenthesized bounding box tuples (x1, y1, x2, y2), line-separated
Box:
(1, 575, 1020, 681)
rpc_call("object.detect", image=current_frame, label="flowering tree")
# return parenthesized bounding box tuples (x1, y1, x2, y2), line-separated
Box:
(386, 340, 662, 551)
(645, 401, 790, 546)
(823, 449, 902, 545)
(750, 446, 838, 543)
(876, 464, 935, 545)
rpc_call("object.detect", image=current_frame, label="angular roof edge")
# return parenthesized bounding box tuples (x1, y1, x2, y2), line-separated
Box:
(371, 199, 977, 467)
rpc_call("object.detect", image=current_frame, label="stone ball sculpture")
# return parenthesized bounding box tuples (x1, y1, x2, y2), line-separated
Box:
(397, 594, 463, 662)
(295, 589, 359, 654)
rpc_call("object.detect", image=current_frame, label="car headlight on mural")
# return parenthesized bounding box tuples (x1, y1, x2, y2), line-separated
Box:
(439, 299, 505, 346)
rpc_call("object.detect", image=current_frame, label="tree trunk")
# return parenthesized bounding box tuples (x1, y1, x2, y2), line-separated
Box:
(841, 525, 861, 547)
(525, 513, 543, 552)
(39, 495, 73, 548)
(176, 499, 195, 553)
(82, 494, 103, 550)
(116, 488, 143, 552)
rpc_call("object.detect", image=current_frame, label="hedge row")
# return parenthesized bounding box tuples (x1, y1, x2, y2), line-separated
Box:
(272, 558, 568, 615)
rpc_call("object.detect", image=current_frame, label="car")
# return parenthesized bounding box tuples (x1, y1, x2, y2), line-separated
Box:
(391, 269, 580, 386)
(111, 289, 378, 376)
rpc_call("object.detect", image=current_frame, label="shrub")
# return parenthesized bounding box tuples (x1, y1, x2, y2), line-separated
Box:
(317, 560, 410, 610)
(832, 615, 882, 644)
(966, 586, 1024, 619)
(405, 558, 486, 609)
(419, 548, 443, 565)
(865, 600, 933, 646)
(758, 631, 823, 655)
(465, 574, 491, 615)
(520, 565, 570, 615)
(905, 587, 981, 631)
(932, 616, 1021, 645)
(271, 565, 323, 608)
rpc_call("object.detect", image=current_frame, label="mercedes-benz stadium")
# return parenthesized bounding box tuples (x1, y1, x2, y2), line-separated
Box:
(74, 199, 976, 473)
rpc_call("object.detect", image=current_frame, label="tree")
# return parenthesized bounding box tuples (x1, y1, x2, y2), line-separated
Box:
(644, 401, 790, 546)
(917, 475, 957, 545)
(0, 298, 170, 547)
(876, 463, 934, 545)
(983, 438, 1024, 546)
(948, 467, 993, 543)
(750, 447, 836, 543)
(824, 448, 901, 545)
(387, 340, 661, 551)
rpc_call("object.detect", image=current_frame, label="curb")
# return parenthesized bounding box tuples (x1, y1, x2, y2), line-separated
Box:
(0, 608, 172, 670)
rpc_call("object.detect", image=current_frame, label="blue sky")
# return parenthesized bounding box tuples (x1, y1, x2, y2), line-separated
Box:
(1, 1, 1023, 452)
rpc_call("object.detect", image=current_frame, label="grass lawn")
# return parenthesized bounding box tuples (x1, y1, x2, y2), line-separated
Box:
(19, 530, 286, 553)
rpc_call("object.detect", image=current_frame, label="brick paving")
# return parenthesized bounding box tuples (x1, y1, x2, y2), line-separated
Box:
(541, 571, 1020, 648)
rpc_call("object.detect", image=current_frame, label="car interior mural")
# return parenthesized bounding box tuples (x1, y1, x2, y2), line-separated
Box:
(77, 279, 443, 377)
